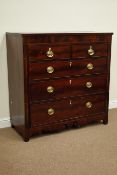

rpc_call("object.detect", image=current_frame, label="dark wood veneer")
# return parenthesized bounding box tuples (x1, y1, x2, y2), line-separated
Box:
(6, 32, 113, 141)
(30, 75, 107, 101)
(28, 44, 71, 60)
(30, 94, 106, 127)
(72, 43, 108, 58)
(29, 58, 107, 81)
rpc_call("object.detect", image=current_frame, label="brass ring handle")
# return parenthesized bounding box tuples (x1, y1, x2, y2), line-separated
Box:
(86, 102, 92, 108)
(48, 108, 54, 115)
(87, 63, 94, 70)
(47, 66, 54, 74)
(88, 46, 95, 56)
(47, 86, 54, 93)
(46, 48, 54, 58)
(86, 82, 92, 88)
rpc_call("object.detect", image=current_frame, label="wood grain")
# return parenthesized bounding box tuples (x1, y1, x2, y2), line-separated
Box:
(30, 94, 106, 127)
(6, 32, 113, 141)
(30, 75, 107, 101)
(29, 58, 107, 81)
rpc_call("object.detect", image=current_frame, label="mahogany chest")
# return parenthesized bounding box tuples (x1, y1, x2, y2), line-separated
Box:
(6, 33, 113, 141)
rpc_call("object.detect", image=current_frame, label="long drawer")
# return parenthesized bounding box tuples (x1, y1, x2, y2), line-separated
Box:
(30, 94, 107, 126)
(29, 58, 107, 81)
(30, 75, 107, 101)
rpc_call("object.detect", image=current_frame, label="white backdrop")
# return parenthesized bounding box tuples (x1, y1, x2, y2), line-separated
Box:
(0, 0, 117, 122)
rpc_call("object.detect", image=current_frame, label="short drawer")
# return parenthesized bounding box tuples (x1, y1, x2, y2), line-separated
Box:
(30, 94, 106, 126)
(72, 43, 108, 58)
(30, 75, 107, 101)
(28, 44, 71, 60)
(29, 58, 107, 81)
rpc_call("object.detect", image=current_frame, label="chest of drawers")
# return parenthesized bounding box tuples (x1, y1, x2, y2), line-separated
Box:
(6, 32, 113, 141)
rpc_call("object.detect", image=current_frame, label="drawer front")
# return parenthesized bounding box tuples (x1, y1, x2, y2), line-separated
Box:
(30, 94, 106, 126)
(28, 44, 71, 60)
(30, 75, 107, 101)
(72, 43, 108, 58)
(29, 58, 107, 81)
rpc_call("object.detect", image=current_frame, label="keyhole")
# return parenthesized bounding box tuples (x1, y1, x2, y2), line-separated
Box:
(69, 61, 72, 67)
(69, 79, 72, 85)
(70, 100, 72, 105)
